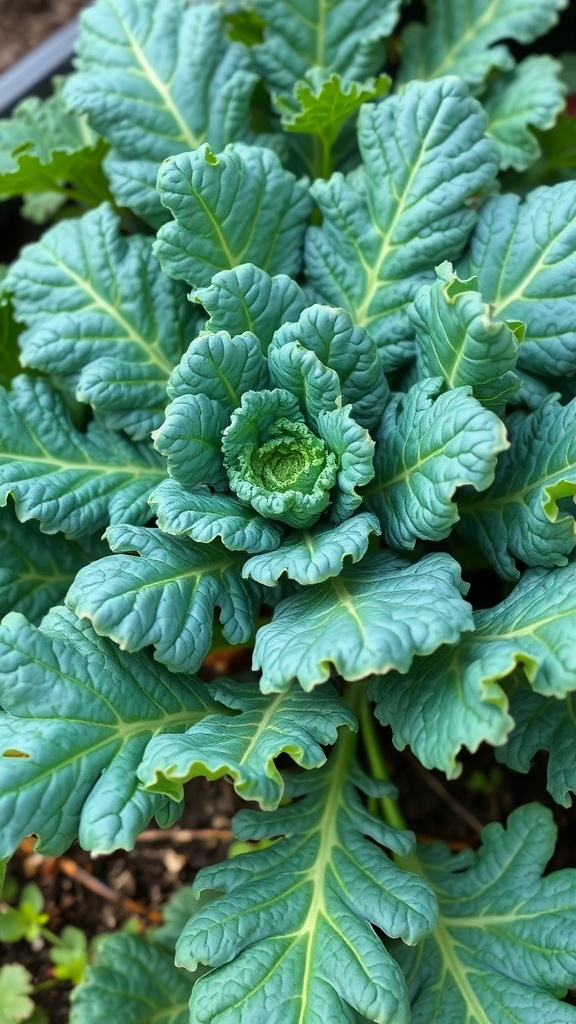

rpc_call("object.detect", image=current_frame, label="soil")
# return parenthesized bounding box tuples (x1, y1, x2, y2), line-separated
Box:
(0, 0, 90, 74)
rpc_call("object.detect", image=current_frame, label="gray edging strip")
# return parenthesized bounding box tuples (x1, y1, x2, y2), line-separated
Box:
(0, 18, 78, 117)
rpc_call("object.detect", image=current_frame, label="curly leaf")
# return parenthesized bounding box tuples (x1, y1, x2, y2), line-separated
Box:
(177, 728, 437, 1024)
(153, 393, 229, 491)
(460, 183, 576, 376)
(0, 378, 165, 539)
(243, 512, 380, 586)
(252, 0, 403, 93)
(268, 341, 342, 427)
(150, 479, 283, 554)
(0, 607, 219, 856)
(316, 405, 375, 520)
(66, 525, 258, 674)
(154, 144, 313, 287)
(484, 56, 566, 171)
(396, 806, 576, 1024)
(410, 263, 521, 408)
(254, 551, 473, 692)
(457, 398, 576, 579)
(269, 304, 389, 430)
(0, 507, 107, 623)
(306, 78, 499, 369)
(498, 688, 576, 808)
(275, 70, 391, 146)
(139, 678, 356, 810)
(5, 205, 196, 439)
(167, 330, 270, 412)
(371, 561, 576, 775)
(398, 0, 567, 91)
(365, 379, 508, 549)
(194, 265, 306, 355)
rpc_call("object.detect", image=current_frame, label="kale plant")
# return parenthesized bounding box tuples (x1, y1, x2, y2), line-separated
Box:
(1, 0, 576, 1021)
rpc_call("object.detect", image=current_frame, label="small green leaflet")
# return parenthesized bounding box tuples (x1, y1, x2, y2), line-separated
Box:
(395, 806, 576, 1024)
(0, 964, 35, 1024)
(254, 551, 473, 693)
(484, 56, 566, 171)
(154, 144, 313, 287)
(178, 729, 437, 1024)
(66, 525, 259, 674)
(457, 398, 576, 579)
(0, 506, 107, 623)
(139, 678, 356, 810)
(364, 379, 508, 549)
(0, 378, 165, 539)
(306, 78, 500, 369)
(0, 607, 219, 856)
(410, 262, 521, 408)
(460, 182, 576, 376)
(275, 70, 391, 149)
(498, 687, 576, 808)
(370, 561, 576, 775)
(5, 204, 197, 440)
(252, 0, 403, 93)
(398, 0, 567, 92)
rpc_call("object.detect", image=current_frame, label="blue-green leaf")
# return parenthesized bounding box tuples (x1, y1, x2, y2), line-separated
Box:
(484, 56, 566, 171)
(167, 330, 270, 412)
(66, 525, 258, 674)
(498, 687, 576, 809)
(268, 341, 342, 427)
(139, 679, 356, 810)
(316, 404, 375, 520)
(152, 394, 229, 491)
(254, 551, 473, 692)
(306, 78, 499, 369)
(154, 145, 313, 287)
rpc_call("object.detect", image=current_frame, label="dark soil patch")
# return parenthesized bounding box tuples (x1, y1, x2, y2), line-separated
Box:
(0, 0, 90, 74)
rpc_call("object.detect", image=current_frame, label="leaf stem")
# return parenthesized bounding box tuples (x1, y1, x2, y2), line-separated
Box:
(359, 689, 408, 832)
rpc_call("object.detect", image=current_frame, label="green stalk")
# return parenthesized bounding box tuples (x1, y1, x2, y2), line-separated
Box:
(359, 690, 408, 832)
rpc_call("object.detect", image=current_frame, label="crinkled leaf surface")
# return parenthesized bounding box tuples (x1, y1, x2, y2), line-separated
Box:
(484, 56, 566, 171)
(154, 144, 313, 287)
(66, 525, 258, 673)
(242, 512, 380, 586)
(460, 183, 576, 376)
(252, 0, 403, 93)
(0, 607, 219, 856)
(457, 398, 576, 579)
(275, 70, 391, 145)
(498, 688, 576, 808)
(178, 729, 437, 1024)
(153, 393, 229, 491)
(167, 330, 270, 412)
(306, 78, 499, 369)
(150, 479, 283, 554)
(398, 0, 567, 91)
(254, 551, 473, 692)
(0, 506, 107, 623)
(268, 341, 342, 427)
(194, 265, 306, 354)
(139, 678, 356, 810)
(410, 263, 521, 408)
(5, 204, 196, 440)
(364, 379, 508, 549)
(0, 378, 165, 539)
(395, 805, 576, 1024)
(371, 561, 576, 775)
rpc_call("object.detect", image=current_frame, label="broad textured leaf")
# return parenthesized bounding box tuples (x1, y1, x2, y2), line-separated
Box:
(154, 144, 313, 287)
(0, 378, 165, 539)
(5, 205, 196, 439)
(269, 304, 389, 429)
(194, 265, 306, 354)
(275, 70, 391, 145)
(364, 379, 508, 549)
(457, 398, 576, 579)
(316, 405, 375, 520)
(153, 394, 229, 491)
(498, 688, 576, 808)
(139, 678, 356, 810)
(243, 512, 380, 586)
(306, 78, 500, 369)
(371, 562, 576, 775)
(398, 0, 567, 91)
(252, 0, 403, 93)
(254, 551, 473, 692)
(395, 805, 576, 1024)
(167, 330, 270, 412)
(66, 525, 258, 674)
(460, 183, 576, 376)
(150, 479, 283, 554)
(0, 78, 109, 203)
(0, 607, 218, 856)
(268, 341, 341, 427)
(410, 263, 521, 408)
(484, 56, 566, 171)
(177, 732, 437, 1024)
(0, 506, 107, 623)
